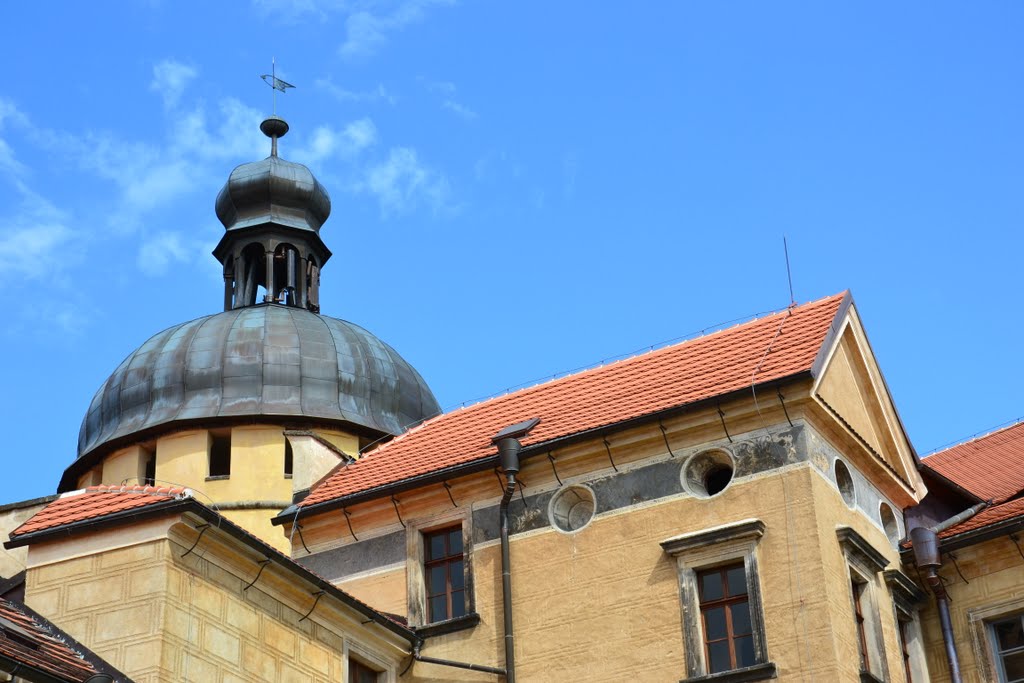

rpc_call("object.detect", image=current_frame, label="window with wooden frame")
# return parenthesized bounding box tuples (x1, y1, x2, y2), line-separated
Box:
(697, 563, 756, 673)
(836, 527, 890, 683)
(851, 577, 871, 672)
(991, 614, 1024, 682)
(423, 525, 466, 624)
(349, 658, 379, 683)
(885, 569, 928, 683)
(661, 519, 776, 682)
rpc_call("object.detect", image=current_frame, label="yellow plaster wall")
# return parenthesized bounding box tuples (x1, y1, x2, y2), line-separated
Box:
(102, 445, 147, 486)
(23, 521, 405, 682)
(339, 464, 914, 683)
(916, 536, 1024, 682)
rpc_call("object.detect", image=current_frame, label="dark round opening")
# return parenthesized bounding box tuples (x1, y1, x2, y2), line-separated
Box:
(704, 465, 734, 496)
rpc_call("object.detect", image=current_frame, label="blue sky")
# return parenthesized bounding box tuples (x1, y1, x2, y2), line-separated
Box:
(1, 2, 1021, 502)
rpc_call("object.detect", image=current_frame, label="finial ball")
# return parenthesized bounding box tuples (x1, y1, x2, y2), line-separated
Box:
(260, 116, 290, 139)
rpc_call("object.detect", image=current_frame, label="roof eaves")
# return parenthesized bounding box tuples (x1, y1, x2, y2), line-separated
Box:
(936, 512, 1024, 553)
(278, 371, 814, 525)
(4, 498, 193, 550)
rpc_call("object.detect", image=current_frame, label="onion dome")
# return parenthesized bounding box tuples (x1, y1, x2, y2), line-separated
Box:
(214, 118, 331, 235)
(75, 306, 441, 462)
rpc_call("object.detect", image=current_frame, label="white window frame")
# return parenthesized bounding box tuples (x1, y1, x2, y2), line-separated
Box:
(966, 597, 1024, 682)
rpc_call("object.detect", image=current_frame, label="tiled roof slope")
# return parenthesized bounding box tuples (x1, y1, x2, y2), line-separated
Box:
(940, 497, 1024, 540)
(300, 292, 848, 510)
(0, 597, 114, 682)
(10, 485, 188, 539)
(924, 420, 1024, 504)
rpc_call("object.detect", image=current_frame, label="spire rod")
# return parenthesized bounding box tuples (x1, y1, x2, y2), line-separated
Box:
(260, 57, 295, 117)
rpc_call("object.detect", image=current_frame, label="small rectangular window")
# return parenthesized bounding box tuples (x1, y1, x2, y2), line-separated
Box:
(851, 578, 870, 672)
(284, 438, 294, 477)
(992, 615, 1024, 682)
(423, 526, 466, 623)
(209, 433, 231, 478)
(140, 448, 156, 486)
(697, 563, 756, 673)
(349, 659, 379, 683)
(898, 618, 913, 682)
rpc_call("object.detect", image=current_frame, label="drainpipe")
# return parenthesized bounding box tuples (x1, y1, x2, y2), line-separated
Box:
(908, 501, 987, 683)
(491, 418, 540, 683)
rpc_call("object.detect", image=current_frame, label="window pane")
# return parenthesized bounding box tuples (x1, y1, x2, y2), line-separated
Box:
(996, 618, 1024, 650)
(731, 601, 752, 636)
(429, 595, 447, 623)
(451, 590, 466, 618)
(726, 565, 748, 597)
(1004, 651, 1024, 680)
(428, 533, 446, 561)
(735, 635, 756, 667)
(450, 560, 465, 589)
(429, 565, 447, 595)
(449, 529, 464, 555)
(704, 606, 727, 640)
(701, 572, 724, 602)
(708, 641, 731, 673)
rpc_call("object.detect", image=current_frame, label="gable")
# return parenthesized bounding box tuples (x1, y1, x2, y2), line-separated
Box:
(813, 305, 922, 498)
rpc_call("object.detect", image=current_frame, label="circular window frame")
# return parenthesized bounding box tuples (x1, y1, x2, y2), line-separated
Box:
(548, 484, 597, 534)
(681, 449, 736, 499)
(833, 458, 856, 508)
(879, 502, 900, 545)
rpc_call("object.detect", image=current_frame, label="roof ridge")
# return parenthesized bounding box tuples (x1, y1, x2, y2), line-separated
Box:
(926, 417, 1024, 460)
(337, 292, 846, 485)
(444, 292, 847, 414)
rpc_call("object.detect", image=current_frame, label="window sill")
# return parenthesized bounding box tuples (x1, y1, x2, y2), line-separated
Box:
(413, 613, 480, 639)
(205, 475, 230, 481)
(681, 662, 777, 683)
(859, 673, 884, 683)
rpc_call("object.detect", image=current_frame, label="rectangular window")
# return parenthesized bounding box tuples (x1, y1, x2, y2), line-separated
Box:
(349, 659, 379, 683)
(898, 618, 913, 683)
(851, 577, 870, 672)
(661, 519, 775, 681)
(992, 615, 1024, 682)
(423, 526, 466, 623)
(209, 433, 231, 478)
(697, 563, 756, 673)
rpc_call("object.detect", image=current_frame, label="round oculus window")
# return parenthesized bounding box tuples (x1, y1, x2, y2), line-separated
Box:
(549, 485, 596, 533)
(880, 502, 900, 545)
(683, 449, 735, 498)
(834, 459, 856, 508)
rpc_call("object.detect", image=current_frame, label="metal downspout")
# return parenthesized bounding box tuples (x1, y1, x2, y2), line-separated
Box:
(908, 501, 987, 683)
(499, 468, 517, 683)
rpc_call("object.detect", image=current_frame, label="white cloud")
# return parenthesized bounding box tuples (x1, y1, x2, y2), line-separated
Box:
(292, 118, 378, 166)
(0, 188, 77, 280)
(316, 78, 397, 105)
(360, 147, 452, 217)
(137, 231, 195, 276)
(442, 99, 477, 121)
(340, 0, 455, 61)
(150, 60, 198, 109)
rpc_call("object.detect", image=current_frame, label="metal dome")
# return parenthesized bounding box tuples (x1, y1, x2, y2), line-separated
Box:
(76, 305, 440, 460)
(215, 155, 331, 234)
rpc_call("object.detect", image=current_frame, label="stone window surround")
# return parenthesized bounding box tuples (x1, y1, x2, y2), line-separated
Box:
(661, 519, 776, 683)
(345, 639, 396, 683)
(405, 507, 479, 636)
(883, 569, 928, 683)
(965, 595, 1024, 683)
(836, 527, 890, 683)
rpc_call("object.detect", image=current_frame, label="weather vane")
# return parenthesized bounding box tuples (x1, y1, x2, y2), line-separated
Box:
(260, 58, 295, 116)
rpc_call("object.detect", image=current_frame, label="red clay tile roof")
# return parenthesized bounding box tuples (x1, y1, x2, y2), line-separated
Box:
(939, 497, 1024, 540)
(10, 485, 189, 539)
(299, 292, 848, 511)
(0, 597, 114, 682)
(924, 420, 1024, 504)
